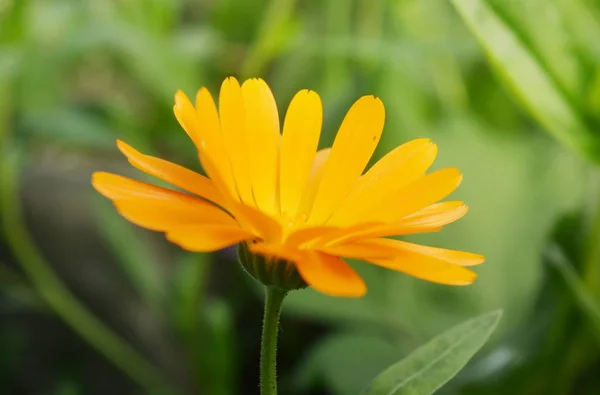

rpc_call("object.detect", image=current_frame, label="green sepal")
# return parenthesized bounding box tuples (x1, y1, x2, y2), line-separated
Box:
(237, 242, 308, 291)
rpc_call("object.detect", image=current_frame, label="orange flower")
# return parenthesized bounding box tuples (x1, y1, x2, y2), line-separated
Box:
(92, 77, 483, 297)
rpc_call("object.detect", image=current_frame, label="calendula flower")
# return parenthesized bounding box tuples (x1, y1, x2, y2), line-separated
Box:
(92, 77, 483, 297)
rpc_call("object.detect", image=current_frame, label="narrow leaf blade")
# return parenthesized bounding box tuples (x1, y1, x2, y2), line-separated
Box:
(546, 243, 600, 343)
(450, 0, 600, 164)
(364, 310, 502, 395)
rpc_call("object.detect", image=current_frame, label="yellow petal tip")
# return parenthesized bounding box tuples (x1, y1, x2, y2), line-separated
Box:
(115, 139, 129, 152)
(90, 171, 111, 196)
(224, 76, 240, 85)
(174, 89, 186, 103)
(462, 271, 478, 285)
(196, 86, 210, 98)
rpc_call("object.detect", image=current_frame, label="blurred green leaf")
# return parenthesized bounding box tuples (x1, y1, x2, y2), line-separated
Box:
(0, 48, 22, 82)
(241, 0, 299, 77)
(202, 299, 238, 395)
(485, 0, 586, 100)
(52, 380, 80, 395)
(0, 0, 28, 42)
(0, 264, 45, 311)
(321, 0, 352, 97)
(450, 0, 600, 163)
(0, 325, 24, 388)
(92, 196, 166, 312)
(173, 27, 220, 61)
(170, 253, 211, 339)
(170, 253, 211, 390)
(1, 145, 179, 394)
(293, 333, 402, 395)
(546, 244, 600, 343)
(363, 310, 502, 395)
(66, 22, 200, 104)
(421, 208, 600, 395)
(443, 213, 585, 395)
(212, 0, 264, 43)
(554, 0, 600, 74)
(170, 254, 237, 395)
(21, 108, 115, 148)
(113, 0, 181, 34)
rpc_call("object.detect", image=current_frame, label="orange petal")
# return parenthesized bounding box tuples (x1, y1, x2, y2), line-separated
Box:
(399, 201, 468, 227)
(194, 154, 281, 243)
(307, 96, 385, 225)
(174, 90, 202, 149)
(317, 201, 467, 246)
(369, 168, 463, 223)
(280, 90, 322, 219)
(116, 140, 225, 207)
(250, 242, 301, 262)
(295, 251, 367, 297)
(322, 201, 467, 245)
(306, 222, 378, 247)
(92, 172, 236, 230)
(318, 243, 398, 260)
(324, 224, 442, 246)
(166, 225, 255, 252)
(93, 172, 189, 201)
(197, 150, 241, 209)
(365, 245, 478, 285)
(232, 202, 283, 243)
(328, 139, 437, 226)
(284, 226, 340, 247)
(219, 77, 255, 206)
(242, 78, 281, 216)
(363, 238, 484, 266)
(195, 87, 238, 198)
(114, 199, 237, 231)
(327, 139, 437, 226)
(295, 148, 331, 223)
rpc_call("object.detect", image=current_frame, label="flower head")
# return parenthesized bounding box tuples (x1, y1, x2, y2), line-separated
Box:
(92, 77, 484, 297)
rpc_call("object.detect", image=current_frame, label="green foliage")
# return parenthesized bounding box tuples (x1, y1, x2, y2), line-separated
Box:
(450, 0, 600, 164)
(364, 311, 502, 395)
(1, 0, 600, 394)
(93, 196, 166, 311)
(294, 333, 402, 395)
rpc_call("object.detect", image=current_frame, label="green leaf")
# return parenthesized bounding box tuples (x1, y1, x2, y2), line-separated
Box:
(484, 0, 585, 100)
(21, 108, 115, 149)
(92, 196, 166, 312)
(66, 22, 200, 104)
(201, 299, 238, 395)
(546, 243, 600, 343)
(363, 310, 502, 395)
(170, 252, 211, 340)
(294, 333, 402, 395)
(450, 0, 600, 164)
(169, 253, 213, 391)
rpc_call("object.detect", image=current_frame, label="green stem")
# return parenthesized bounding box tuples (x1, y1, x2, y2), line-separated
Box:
(260, 286, 287, 395)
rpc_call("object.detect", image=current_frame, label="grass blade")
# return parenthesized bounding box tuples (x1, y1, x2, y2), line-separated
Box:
(450, 0, 600, 164)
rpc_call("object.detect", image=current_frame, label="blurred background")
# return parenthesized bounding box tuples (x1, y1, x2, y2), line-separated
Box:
(1, 0, 599, 394)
